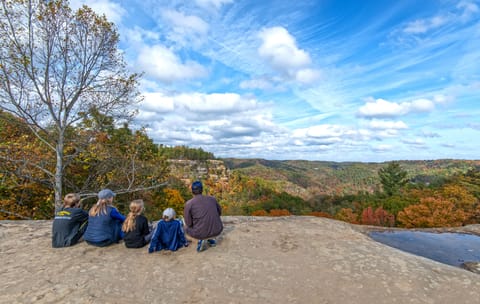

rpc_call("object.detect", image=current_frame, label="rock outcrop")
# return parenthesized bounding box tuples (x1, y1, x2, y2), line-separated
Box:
(0, 217, 479, 304)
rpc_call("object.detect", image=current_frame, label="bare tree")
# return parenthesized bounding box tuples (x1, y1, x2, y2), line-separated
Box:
(0, 0, 141, 210)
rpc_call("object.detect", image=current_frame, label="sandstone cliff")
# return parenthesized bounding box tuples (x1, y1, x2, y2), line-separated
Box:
(0, 217, 479, 304)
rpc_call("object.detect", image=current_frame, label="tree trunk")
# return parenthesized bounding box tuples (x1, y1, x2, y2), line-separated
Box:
(54, 136, 64, 211)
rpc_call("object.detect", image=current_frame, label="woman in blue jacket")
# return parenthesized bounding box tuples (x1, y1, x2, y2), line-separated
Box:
(84, 189, 126, 247)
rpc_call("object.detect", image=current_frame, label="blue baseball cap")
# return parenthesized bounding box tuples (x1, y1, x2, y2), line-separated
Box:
(191, 181, 203, 192)
(98, 189, 116, 199)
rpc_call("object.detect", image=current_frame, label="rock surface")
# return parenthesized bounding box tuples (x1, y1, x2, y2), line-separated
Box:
(0, 216, 479, 304)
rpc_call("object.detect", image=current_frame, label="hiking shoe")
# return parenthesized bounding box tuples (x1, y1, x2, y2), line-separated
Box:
(207, 239, 217, 247)
(197, 240, 207, 252)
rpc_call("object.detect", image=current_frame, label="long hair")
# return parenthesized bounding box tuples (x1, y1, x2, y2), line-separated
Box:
(89, 198, 112, 216)
(122, 199, 144, 233)
(63, 193, 80, 208)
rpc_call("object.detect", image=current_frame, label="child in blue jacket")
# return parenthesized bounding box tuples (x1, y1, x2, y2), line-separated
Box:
(84, 189, 125, 247)
(148, 208, 187, 253)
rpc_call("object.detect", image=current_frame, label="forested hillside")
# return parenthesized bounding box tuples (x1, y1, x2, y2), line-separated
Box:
(224, 158, 480, 198)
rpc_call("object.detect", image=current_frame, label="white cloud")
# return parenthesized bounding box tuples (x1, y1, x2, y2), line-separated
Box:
(457, 1, 480, 21)
(292, 124, 346, 139)
(141, 92, 175, 113)
(403, 15, 448, 34)
(175, 92, 259, 114)
(135, 45, 207, 83)
(402, 138, 426, 146)
(195, 0, 233, 10)
(70, 0, 126, 24)
(295, 68, 321, 84)
(372, 144, 394, 152)
(240, 78, 273, 90)
(366, 119, 408, 130)
(258, 26, 320, 83)
(135, 91, 282, 150)
(357, 98, 435, 118)
(357, 98, 405, 117)
(409, 98, 435, 112)
(433, 94, 454, 104)
(162, 10, 209, 46)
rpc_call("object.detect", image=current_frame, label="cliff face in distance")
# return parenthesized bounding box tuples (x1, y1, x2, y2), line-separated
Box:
(170, 158, 480, 199)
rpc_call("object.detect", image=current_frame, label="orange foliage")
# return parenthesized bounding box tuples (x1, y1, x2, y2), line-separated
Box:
(162, 188, 185, 216)
(335, 208, 359, 224)
(397, 197, 467, 228)
(308, 211, 333, 218)
(360, 206, 395, 227)
(269, 209, 291, 216)
(251, 210, 268, 216)
(437, 184, 477, 211)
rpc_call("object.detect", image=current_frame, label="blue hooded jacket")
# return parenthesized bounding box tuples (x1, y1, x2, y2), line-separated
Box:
(148, 220, 186, 253)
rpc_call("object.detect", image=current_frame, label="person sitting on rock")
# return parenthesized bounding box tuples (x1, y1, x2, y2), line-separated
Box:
(52, 193, 88, 248)
(84, 189, 125, 247)
(184, 181, 223, 252)
(148, 208, 187, 253)
(122, 199, 153, 248)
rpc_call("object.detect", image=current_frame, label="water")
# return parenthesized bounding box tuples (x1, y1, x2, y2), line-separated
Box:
(368, 230, 480, 267)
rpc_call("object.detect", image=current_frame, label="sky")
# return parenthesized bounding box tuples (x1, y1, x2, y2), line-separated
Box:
(69, 0, 480, 162)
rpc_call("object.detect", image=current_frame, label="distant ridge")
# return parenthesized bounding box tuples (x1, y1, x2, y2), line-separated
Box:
(222, 158, 480, 197)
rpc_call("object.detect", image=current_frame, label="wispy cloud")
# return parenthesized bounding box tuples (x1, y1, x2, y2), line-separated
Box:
(357, 98, 435, 118)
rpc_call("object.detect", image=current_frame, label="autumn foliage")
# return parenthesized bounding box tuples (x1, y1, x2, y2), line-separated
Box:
(360, 207, 395, 227)
(397, 197, 467, 228)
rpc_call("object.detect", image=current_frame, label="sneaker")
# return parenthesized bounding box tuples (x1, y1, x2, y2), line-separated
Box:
(197, 240, 207, 252)
(207, 239, 217, 247)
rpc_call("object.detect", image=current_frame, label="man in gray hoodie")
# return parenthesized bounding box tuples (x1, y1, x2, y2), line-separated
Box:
(184, 181, 223, 252)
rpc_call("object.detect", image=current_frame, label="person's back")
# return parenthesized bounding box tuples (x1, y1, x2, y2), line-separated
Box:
(84, 189, 125, 247)
(149, 208, 187, 252)
(84, 205, 116, 242)
(123, 200, 151, 248)
(184, 194, 223, 240)
(184, 181, 223, 252)
(52, 193, 88, 248)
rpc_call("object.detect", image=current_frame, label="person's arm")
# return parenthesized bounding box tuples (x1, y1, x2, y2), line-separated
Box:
(216, 199, 222, 216)
(177, 221, 187, 246)
(184, 203, 192, 227)
(140, 216, 150, 236)
(148, 222, 161, 253)
(110, 208, 126, 222)
(80, 210, 89, 222)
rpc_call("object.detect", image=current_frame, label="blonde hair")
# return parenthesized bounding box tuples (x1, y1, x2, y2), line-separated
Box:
(89, 197, 113, 216)
(63, 193, 80, 208)
(122, 200, 144, 233)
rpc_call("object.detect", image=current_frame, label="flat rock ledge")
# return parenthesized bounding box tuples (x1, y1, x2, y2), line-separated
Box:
(1, 216, 479, 304)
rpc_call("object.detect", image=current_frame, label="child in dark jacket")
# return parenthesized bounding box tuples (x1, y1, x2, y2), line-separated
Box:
(122, 199, 153, 248)
(148, 208, 187, 253)
(52, 193, 88, 248)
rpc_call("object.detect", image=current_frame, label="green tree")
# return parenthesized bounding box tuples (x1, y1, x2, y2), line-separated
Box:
(378, 162, 409, 196)
(0, 0, 141, 210)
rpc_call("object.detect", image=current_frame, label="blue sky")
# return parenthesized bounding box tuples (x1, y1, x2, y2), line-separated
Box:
(70, 0, 480, 162)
